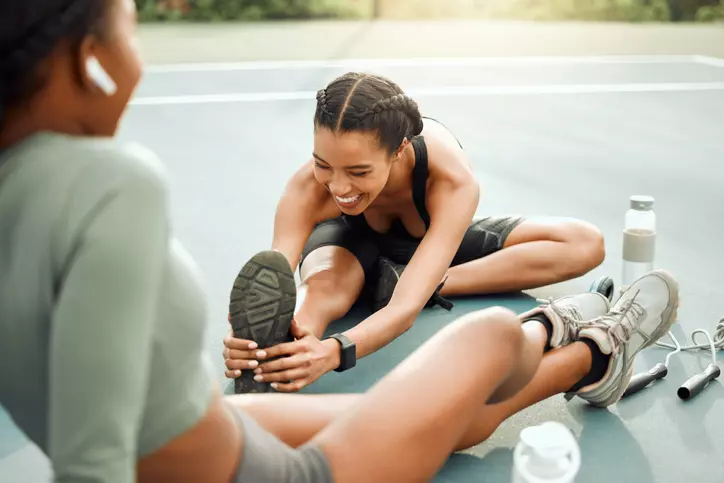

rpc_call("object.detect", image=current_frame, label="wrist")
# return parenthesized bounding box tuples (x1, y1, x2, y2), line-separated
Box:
(322, 338, 342, 371)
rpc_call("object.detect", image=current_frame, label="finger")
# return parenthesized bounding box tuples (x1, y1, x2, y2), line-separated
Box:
(261, 340, 305, 360)
(224, 336, 258, 351)
(255, 367, 308, 384)
(258, 353, 309, 374)
(225, 358, 259, 371)
(225, 369, 242, 379)
(270, 379, 308, 393)
(227, 349, 258, 360)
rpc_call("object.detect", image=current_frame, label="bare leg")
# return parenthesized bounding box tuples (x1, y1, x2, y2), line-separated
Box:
(314, 307, 539, 482)
(231, 326, 591, 452)
(440, 218, 605, 296)
(231, 309, 589, 482)
(294, 246, 365, 337)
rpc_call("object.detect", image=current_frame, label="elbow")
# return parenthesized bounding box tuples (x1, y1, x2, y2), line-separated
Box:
(385, 302, 419, 335)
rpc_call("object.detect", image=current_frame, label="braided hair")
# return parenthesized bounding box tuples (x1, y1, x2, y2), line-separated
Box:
(314, 72, 424, 156)
(0, 0, 109, 128)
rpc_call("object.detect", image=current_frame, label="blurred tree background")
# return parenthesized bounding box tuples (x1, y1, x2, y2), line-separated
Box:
(134, 0, 724, 22)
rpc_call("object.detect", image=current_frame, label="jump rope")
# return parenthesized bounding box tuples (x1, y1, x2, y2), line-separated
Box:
(589, 277, 722, 401)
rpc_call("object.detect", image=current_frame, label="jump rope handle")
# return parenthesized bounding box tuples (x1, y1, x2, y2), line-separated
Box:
(677, 363, 721, 400)
(622, 363, 668, 397)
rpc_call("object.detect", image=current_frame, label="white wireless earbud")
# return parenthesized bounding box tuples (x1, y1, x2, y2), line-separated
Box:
(85, 56, 117, 96)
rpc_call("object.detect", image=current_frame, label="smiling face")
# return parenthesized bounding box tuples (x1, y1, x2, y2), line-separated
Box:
(313, 127, 399, 214)
(312, 72, 424, 215)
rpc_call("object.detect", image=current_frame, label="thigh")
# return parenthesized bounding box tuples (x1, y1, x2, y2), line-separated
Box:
(300, 217, 379, 281)
(310, 307, 524, 483)
(451, 215, 526, 266)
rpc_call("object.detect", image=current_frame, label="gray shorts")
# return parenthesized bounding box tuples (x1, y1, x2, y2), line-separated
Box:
(232, 405, 334, 483)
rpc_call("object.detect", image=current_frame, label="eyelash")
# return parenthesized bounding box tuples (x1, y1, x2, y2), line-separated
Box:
(314, 162, 369, 177)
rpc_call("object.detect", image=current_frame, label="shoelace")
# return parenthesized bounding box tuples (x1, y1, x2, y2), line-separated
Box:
(538, 291, 645, 353)
(593, 292, 645, 357)
(535, 298, 585, 342)
(426, 277, 454, 311)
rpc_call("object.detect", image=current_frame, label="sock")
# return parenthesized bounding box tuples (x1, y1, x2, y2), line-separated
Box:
(526, 314, 554, 351)
(568, 338, 611, 392)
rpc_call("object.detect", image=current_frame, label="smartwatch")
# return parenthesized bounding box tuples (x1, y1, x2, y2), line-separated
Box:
(326, 333, 356, 372)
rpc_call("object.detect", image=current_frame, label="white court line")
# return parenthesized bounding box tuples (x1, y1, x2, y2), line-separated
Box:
(692, 55, 724, 68)
(130, 81, 724, 105)
(144, 55, 700, 73)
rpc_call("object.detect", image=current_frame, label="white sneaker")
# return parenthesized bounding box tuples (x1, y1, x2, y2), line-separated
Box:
(566, 269, 680, 408)
(519, 292, 611, 349)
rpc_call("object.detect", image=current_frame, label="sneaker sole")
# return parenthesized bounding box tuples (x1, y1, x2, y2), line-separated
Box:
(583, 269, 680, 408)
(229, 250, 296, 394)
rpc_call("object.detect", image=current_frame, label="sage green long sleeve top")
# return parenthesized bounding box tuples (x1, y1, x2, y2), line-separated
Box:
(0, 132, 216, 482)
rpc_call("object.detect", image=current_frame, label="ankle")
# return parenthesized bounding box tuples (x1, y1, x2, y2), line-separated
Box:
(568, 337, 611, 392)
(523, 315, 554, 352)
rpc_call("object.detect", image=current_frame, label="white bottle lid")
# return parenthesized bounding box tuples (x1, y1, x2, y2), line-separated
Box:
(630, 195, 655, 211)
(514, 421, 581, 482)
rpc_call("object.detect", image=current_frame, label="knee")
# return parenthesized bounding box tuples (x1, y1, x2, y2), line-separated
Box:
(561, 221, 606, 277)
(302, 268, 358, 303)
(300, 247, 365, 299)
(454, 306, 524, 356)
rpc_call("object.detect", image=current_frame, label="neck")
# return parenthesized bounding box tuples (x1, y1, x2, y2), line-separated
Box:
(373, 143, 416, 205)
(0, 106, 88, 150)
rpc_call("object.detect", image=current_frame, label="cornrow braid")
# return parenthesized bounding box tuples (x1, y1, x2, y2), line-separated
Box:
(314, 88, 334, 127)
(0, 0, 107, 127)
(313, 72, 424, 156)
(370, 94, 424, 135)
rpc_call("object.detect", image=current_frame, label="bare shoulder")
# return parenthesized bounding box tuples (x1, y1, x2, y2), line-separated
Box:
(283, 159, 340, 222)
(420, 120, 476, 188)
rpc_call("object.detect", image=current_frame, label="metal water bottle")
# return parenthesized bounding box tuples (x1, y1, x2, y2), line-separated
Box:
(622, 195, 656, 289)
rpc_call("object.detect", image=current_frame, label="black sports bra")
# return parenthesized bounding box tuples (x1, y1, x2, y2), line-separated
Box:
(349, 116, 463, 238)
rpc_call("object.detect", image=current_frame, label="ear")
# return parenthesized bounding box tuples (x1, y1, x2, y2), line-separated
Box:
(394, 137, 409, 158)
(74, 35, 117, 96)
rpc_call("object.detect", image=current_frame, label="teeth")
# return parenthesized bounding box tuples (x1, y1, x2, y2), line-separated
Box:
(336, 195, 361, 204)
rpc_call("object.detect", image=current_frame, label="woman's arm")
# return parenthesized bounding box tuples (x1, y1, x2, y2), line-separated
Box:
(338, 128, 479, 359)
(49, 149, 169, 483)
(271, 160, 339, 272)
(342, 172, 480, 358)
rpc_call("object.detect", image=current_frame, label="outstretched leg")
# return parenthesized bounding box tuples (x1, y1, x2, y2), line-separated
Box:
(293, 245, 366, 337)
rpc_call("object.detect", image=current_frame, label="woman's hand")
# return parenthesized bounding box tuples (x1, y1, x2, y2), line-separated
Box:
(222, 333, 260, 379)
(222, 314, 261, 379)
(253, 319, 341, 392)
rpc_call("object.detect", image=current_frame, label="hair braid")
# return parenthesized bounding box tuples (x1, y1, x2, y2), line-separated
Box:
(315, 88, 334, 126)
(313, 72, 424, 155)
(371, 94, 423, 136)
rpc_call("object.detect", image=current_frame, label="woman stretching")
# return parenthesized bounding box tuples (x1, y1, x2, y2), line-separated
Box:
(224, 71, 607, 393)
(0, 1, 679, 482)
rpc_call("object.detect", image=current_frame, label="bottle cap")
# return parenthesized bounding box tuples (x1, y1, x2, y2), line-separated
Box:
(514, 421, 582, 482)
(519, 421, 577, 460)
(630, 195, 654, 211)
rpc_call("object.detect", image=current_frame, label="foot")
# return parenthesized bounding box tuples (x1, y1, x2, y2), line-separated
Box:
(519, 292, 612, 349)
(229, 250, 297, 394)
(566, 269, 680, 407)
(370, 257, 453, 312)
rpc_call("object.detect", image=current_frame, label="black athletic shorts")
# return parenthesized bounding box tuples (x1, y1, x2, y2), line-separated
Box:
(299, 215, 525, 281)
